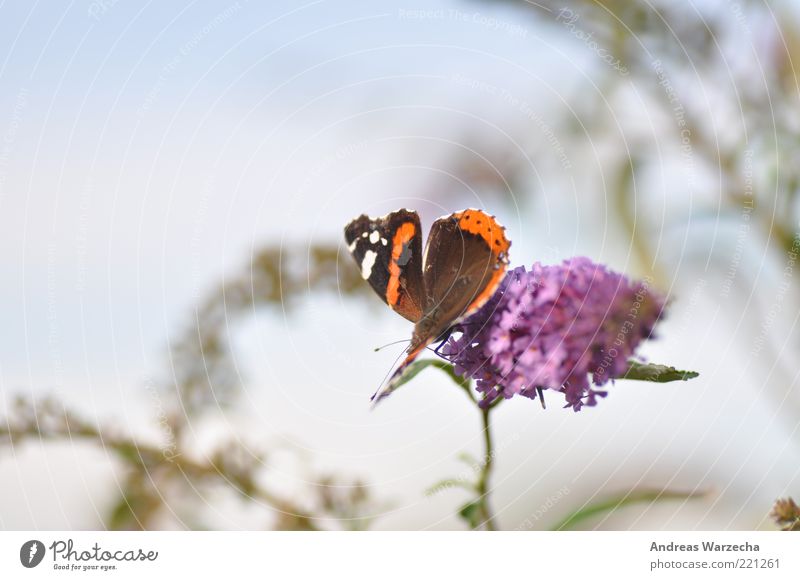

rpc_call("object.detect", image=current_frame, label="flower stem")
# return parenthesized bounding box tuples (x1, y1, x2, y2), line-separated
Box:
(476, 406, 496, 531)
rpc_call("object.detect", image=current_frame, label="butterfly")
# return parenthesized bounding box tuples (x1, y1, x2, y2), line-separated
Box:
(344, 208, 511, 401)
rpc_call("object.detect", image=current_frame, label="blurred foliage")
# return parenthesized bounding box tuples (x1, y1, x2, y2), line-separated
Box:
(551, 488, 710, 530)
(0, 395, 380, 530)
(147, 243, 376, 529)
(771, 497, 800, 531)
(478, 0, 800, 279)
(0, 245, 377, 530)
(170, 244, 369, 415)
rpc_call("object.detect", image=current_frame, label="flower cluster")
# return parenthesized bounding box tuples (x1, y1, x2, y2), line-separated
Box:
(441, 257, 666, 410)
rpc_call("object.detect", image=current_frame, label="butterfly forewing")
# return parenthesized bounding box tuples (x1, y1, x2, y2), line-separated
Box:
(344, 209, 425, 322)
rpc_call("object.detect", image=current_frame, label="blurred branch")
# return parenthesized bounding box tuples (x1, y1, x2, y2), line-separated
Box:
(0, 395, 379, 530)
(1, 238, 387, 530)
(168, 243, 369, 416)
(611, 156, 665, 284)
(501, 0, 800, 264)
(771, 497, 800, 531)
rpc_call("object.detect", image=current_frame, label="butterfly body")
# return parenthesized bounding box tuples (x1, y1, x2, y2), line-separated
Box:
(344, 208, 510, 400)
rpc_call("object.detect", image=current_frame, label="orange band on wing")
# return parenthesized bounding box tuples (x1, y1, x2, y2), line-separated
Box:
(386, 221, 417, 306)
(466, 265, 506, 314)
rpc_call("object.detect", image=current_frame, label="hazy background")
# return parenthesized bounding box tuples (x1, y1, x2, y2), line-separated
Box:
(1, 0, 799, 530)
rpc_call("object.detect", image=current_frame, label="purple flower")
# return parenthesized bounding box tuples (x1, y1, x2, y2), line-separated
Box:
(441, 258, 666, 411)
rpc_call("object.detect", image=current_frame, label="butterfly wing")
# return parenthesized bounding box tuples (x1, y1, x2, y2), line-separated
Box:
(416, 208, 510, 342)
(344, 209, 425, 323)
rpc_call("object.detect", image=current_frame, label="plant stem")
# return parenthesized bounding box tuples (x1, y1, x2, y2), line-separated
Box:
(476, 406, 496, 531)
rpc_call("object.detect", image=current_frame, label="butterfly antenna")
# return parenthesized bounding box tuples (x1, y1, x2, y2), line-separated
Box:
(370, 346, 409, 402)
(373, 338, 411, 352)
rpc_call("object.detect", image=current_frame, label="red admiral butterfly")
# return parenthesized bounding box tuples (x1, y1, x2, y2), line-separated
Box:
(344, 208, 511, 400)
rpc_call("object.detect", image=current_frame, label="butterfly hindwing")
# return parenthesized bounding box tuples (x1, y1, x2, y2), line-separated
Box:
(344, 209, 425, 323)
(418, 209, 510, 339)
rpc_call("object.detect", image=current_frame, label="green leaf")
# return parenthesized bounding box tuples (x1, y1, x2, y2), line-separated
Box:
(455, 451, 480, 467)
(424, 478, 476, 496)
(377, 359, 475, 402)
(551, 488, 709, 530)
(622, 361, 699, 382)
(458, 500, 483, 530)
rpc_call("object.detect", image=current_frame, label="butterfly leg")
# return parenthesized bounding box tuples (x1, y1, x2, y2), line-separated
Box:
(431, 326, 456, 357)
(536, 386, 546, 409)
(430, 321, 482, 357)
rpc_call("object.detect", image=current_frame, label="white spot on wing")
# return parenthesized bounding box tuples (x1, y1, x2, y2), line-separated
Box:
(369, 230, 380, 244)
(362, 231, 369, 238)
(348, 239, 357, 252)
(381, 237, 387, 246)
(361, 250, 378, 279)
